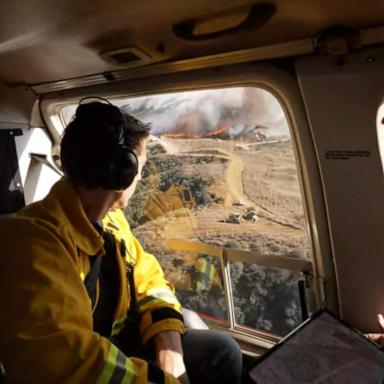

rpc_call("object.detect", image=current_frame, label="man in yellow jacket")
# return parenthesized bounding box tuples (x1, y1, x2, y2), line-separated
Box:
(0, 101, 242, 383)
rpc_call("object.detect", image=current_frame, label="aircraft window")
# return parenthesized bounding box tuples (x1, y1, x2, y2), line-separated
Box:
(170, 252, 228, 326)
(61, 87, 313, 337)
(61, 105, 77, 128)
(377, 102, 384, 173)
(0, 130, 25, 214)
(230, 262, 304, 336)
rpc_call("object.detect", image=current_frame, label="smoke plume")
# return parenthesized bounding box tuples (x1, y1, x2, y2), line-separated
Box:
(119, 87, 290, 141)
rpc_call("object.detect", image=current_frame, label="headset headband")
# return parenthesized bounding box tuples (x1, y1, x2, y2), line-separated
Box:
(61, 96, 139, 190)
(78, 96, 113, 106)
(77, 96, 127, 146)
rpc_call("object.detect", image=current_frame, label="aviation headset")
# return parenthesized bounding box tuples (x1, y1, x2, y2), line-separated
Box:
(60, 96, 139, 190)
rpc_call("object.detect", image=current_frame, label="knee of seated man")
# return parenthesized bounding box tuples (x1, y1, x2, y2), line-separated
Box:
(212, 332, 242, 367)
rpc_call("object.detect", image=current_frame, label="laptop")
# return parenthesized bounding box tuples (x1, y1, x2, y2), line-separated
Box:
(249, 310, 384, 384)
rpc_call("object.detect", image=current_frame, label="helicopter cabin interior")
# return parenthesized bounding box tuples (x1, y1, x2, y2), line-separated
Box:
(0, 0, 384, 380)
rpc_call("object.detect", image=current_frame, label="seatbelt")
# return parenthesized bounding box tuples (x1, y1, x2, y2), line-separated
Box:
(112, 239, 143, 356)
(92, 230, 120, 336)
(83, 225, 137, 339)
(84, 254, 102, 309)
(120, 239, 137, 314)
(83, 221, 104, 307)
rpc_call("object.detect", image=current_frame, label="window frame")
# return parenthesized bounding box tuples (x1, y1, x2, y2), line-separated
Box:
(167, 239, 313, 341)
(40, 62, 337, 350)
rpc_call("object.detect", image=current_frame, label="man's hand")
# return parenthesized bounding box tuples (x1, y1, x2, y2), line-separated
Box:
(154, 331, 189, 384)
(366, 314, 384, 346)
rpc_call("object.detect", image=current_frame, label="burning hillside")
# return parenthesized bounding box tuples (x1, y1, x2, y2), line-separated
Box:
(162, 122, 269, 141)
(163, 120, 231, 140)
(120, 87, 289, 141)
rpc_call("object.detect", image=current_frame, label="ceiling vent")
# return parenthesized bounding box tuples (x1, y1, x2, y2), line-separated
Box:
(101, 47, 151, 66)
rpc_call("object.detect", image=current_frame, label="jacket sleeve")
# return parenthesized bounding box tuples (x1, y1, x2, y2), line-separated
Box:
(116, 211, 187, 345)
(0, 219, 179, 384)
(131, 237, 187, 345)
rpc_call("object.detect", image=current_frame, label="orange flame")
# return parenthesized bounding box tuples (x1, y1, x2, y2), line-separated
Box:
(163, 131, 201, 139)
(205, 123, 230, 137)
(163, 122, 231, 139)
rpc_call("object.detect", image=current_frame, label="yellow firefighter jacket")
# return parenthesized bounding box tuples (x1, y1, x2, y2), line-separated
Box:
(0, 177, 186, 383)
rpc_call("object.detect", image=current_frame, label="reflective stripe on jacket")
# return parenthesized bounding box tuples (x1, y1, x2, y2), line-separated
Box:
(0, 177, 185, 383)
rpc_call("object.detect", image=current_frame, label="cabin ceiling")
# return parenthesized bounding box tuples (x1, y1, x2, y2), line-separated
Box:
(0, 0, 383, 86)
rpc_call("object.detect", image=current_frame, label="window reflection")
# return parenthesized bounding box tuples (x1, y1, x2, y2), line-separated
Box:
(230, 262, 304, 337)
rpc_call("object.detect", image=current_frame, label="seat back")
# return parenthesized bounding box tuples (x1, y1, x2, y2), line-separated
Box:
(0, 361, 6, 383)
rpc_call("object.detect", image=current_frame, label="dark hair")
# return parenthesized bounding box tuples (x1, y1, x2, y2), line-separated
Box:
(60, 101, 150, 188)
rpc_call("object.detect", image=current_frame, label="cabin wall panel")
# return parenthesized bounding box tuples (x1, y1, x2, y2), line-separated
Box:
(297, 46, 384, 332)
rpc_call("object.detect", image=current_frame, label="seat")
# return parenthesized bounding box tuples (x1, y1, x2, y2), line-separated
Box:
(0, 361, 6, 383)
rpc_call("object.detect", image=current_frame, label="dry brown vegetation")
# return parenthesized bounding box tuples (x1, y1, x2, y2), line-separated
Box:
(127, 136, 311, 335)
(132, 137, 310, 255)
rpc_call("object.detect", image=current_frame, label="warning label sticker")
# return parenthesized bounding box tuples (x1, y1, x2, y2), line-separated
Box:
(325, 150, 371, 160)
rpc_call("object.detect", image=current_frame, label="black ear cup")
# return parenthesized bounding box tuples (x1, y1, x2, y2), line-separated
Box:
(107, 146, 138, 190)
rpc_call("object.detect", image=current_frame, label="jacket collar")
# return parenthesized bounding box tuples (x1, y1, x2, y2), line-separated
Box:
(45, 177, 104, 256)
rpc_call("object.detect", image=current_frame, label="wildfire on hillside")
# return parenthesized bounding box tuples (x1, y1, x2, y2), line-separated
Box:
(162, 119, 268, 142)
(120, 87, 289, 141)
(163, 122, 231, 139)
(163, 131, 202, 139)
(206, 123, 231, 137)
